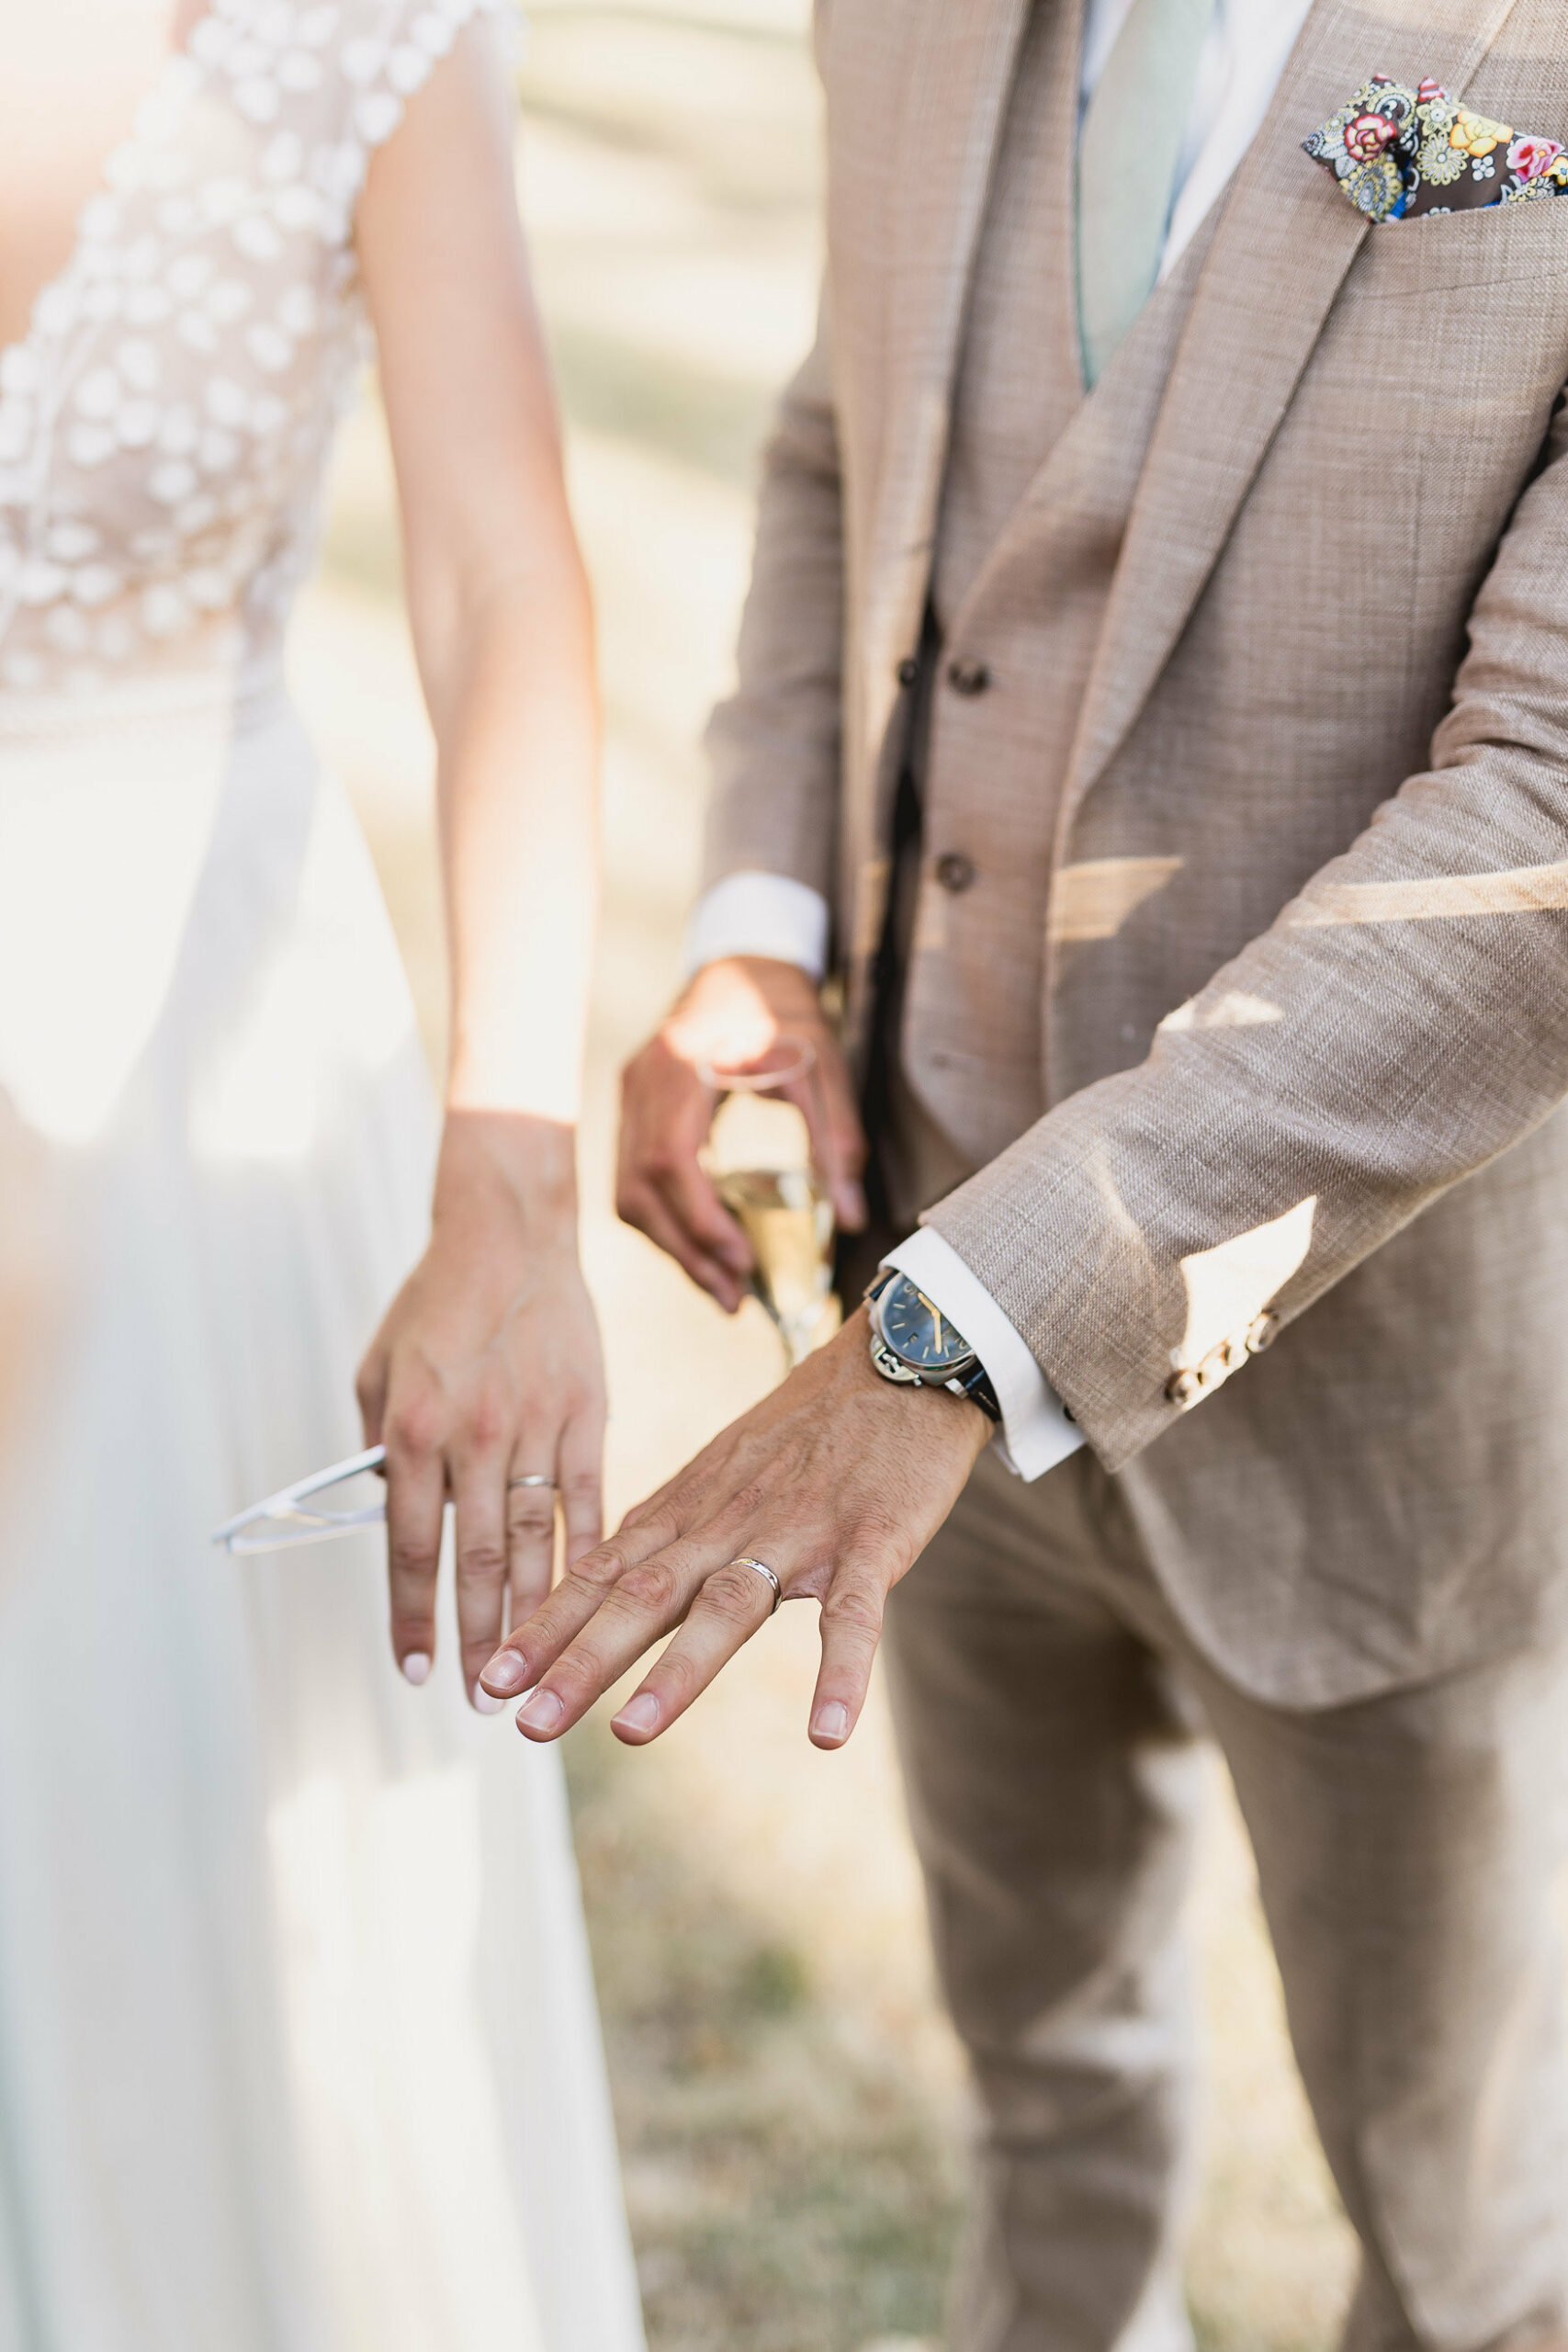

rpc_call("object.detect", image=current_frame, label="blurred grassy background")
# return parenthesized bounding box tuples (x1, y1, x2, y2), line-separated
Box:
(288, 3, 1357, 2345)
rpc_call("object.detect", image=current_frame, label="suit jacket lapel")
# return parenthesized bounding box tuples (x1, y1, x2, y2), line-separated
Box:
(943, 201, 1224, 666)
(1058, 0, 1523, 834)
(840, 0, 1045, 986)
(850, 0, 1037, 776)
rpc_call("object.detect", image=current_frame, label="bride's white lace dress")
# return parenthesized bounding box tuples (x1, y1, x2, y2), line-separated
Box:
(0, 6, 645, 2346)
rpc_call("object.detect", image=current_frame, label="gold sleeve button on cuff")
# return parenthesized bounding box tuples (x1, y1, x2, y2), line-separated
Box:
(1167, 1307, 1282, 1408)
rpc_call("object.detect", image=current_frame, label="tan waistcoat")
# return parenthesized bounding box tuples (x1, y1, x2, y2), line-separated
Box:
(931, 0, 1084, 633)
(910, 0, 1224, 1165)
(888, 0, 1217, 1204)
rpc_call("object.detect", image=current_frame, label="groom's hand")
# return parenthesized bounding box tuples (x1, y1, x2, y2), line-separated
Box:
(616, 955, 867, 1312)
(478, 1309, 988, 1747)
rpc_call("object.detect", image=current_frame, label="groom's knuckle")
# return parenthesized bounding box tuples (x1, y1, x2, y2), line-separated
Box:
(849, 1533, 901, 1588)
(721, 1477, 770, 1526)
(821, 1580, 884, 1638)
(573, 1542, 628, 1593)
(702, 1563, 764, 1624)
(618, 1558, 681, 1618)
(850, 1497, 902, 1552)
(547, 1654, 596, 1707)
(622, 1501, 679, 1550)
(653, 1647, 699, 1702)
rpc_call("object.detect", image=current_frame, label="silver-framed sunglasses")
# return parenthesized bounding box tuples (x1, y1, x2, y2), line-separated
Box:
(212, 1444, 389, 1555)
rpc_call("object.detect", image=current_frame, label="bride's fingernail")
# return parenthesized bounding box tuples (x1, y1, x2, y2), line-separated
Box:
(614, 1692, 660, 1736)
(482, 1650, 525, 1696)
(813, 1701, 849, 1743)
(401, 1652, 431, 1687)
(517, 1688, 564, 1736)
(472, 1683, 505, 1715)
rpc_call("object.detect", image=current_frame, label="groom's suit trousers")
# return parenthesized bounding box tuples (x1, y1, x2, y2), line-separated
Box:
(884, 1443, 1568, 2352)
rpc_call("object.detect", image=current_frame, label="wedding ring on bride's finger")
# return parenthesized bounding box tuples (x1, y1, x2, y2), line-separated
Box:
(728, 1555, 783, 1614)
(507, 1474, 556, 1491)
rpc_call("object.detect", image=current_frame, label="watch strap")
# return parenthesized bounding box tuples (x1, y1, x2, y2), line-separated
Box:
(951, 1360, 1002, 1424)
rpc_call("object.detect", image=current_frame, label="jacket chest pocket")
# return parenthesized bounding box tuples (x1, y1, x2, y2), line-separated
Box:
(1347, 188, 1568, 298)
(1304, 195, 1568, 499)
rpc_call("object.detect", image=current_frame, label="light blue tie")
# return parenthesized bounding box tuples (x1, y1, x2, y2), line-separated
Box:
(1076, 0, 1219, 387)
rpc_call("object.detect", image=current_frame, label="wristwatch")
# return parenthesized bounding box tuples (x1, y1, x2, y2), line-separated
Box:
(864, 1269, 1001, 1423)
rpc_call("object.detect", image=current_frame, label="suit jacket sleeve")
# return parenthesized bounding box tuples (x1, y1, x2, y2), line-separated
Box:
(700, 288, 845, 906)
(926, 398, 1568, 1472)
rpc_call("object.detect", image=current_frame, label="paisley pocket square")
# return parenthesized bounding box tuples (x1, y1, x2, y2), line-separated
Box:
(1304, 75, 1568, 222)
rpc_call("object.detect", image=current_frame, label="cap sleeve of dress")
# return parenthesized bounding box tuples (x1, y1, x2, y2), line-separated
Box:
(316, 0, 518, 234)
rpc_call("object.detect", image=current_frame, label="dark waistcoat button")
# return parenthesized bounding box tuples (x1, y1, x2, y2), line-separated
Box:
(946, 658, 991, 696)
(934, 852, 976, 894)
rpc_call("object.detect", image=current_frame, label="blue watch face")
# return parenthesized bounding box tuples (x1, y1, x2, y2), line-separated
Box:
(882, 1276, 971, 1372)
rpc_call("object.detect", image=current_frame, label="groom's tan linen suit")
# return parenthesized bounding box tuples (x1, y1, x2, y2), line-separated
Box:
(701, 0, 1568, 2345)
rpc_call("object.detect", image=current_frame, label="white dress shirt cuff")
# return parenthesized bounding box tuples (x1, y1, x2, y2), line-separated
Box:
(682, 872, 830, 982)
(884, 1227, 1084, 1482)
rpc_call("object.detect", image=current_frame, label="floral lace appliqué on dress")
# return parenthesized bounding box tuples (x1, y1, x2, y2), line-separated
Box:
(0, 0, 502, 699)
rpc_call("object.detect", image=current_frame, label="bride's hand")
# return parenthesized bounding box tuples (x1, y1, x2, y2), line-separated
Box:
(355, 24, 604, 1705)
(356, 1110, 604, 1709)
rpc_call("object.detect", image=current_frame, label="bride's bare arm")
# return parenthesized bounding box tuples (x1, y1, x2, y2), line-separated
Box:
(351, 22, 604, 1707)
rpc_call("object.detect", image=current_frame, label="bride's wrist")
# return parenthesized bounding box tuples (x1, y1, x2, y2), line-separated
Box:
(432, 1106, 581, 1246)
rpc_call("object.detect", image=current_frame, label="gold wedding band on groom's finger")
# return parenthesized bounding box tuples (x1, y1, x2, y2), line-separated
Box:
(728, 1555, 782, 1614)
